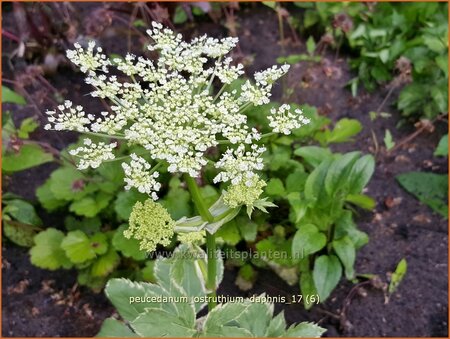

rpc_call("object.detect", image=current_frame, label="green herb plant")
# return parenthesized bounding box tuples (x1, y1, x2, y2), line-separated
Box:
(42, 23, 325, 336)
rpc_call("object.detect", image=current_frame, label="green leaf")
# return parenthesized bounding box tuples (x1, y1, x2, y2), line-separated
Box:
(2, 144, 53, 172)
(292, 224, 326, 259)
(326, 118, 363, 144)
(3, 220, 40, 247)
(313, 255, 342, 301)
(131, 308, 196, 337)
(64, 216, 101, 235)
(299, 271, 318, 310)
(96, 318, 138, 337)
(287, 192, 306, 223)
(36, 180, 67, 211)
(332, 236, 356, 279)
(384, 129, 395, 150)
(18, 117, 39, 139)
(285, 169, 308, 193)
(69, 192, 112, 217)
(112, 224, 147, 261)
(265, 178, 286, 197)
(266, 311, 287, 337)
(306, 36, 316, 55)
(49, 167, 90, 201)
(285, 322, 326, 337)
(294, 146, 332, 168)
(203, 302, 252, 337)
(434, 134, 448, 157)
(2, 86, 26, 105)
(3, 199, 42, 226)
(435, 55, 448, 77)
(216, 220, 241, 246)
(304, 159, 333, 207)
(345, 193, 376, 210)
(91, 247, 120, 277)
(388, 258, 407, 294)
(161, 177, 191, 219)
(324, 152, 360, 196)
(348, 154, 375, 194)
(334, 211, 369, 249)
(61, 230, 99, 264)
(262, 1, 276, 8)
(238, 218, 258, 242)
(30, 228, 72, 270)
(114, 190, 147, 221)
(396, 172, 448, 218)
(90, 232, 109, 255)
(173, 6, 188, 24)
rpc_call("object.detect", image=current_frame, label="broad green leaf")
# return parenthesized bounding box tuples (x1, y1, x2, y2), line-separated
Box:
(77, 269, 106, 292)
(91, 247, 120, 277)
(384, 129, 395, 150)
(131, 308, 196, 337)
(3, 220, 40, 247)
(112, 224, 147, 261)
(299, 271, 318, 310)
(285, 169, 308, 193)
(203, 302, 251, 336)
(3, 199, 42, 226)
(284, 322, 326, 337)
(216, 219, 241, 246)
(2, 85, 26, 105)
(64, 216, 101, 235)
(36, 180, 67, 211)
(114, 190, 147, 221)
(61, 230, 99, 264)
(294, 146, 332, 168)
(348, 154, 375, 194)
(287, 192, 306, 223)
(313, 255, 342, 301)
(69, 192, 112, 217)
(345, 193, 376, 210)
(30, 228, 72, 270)
(332, 236, 356, 279)
(292, 224, 326, 259)
(334, 211, 369, 249)
(237, 218, 258, 242)
(265, 178, 286, 197)
(18, 117, 39, 139)
(388, 258, 407, 294)
(3, 144, 53, 172)
(234, 301, 272, 337)
(434, 134, 448, 157)
(90, 232, 108, 255)
(396, 172, 448, 218)
(96, 318, 138, 337)
(324, 152, 360, 196)
(304, 158, 333, 208)
(327, 118, 362, 144)
(161, 177, 191, 219)
(49, 167, 91, 201)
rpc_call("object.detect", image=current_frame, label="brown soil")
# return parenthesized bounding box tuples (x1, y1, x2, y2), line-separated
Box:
(2, 3, 448, 337)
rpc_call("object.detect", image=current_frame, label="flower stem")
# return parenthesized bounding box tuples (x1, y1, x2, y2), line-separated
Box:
(183, 174, 217, 310)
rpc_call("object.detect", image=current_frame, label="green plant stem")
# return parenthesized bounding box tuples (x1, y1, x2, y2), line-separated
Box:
(184, 174, 217, 310)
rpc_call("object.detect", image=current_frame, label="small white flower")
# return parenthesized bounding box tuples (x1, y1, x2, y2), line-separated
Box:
(69, 138, 116, 169)
(66, 41, 110, 75)
(122, 154, 161, 199)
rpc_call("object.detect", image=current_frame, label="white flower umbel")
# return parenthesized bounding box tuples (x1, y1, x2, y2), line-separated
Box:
(122, 154, 161, 200)
(48, 22, 309, 200)
(66, 41, 110, 75)
(268, 104, 311, 135)
(69, 138, 116, 170)
(44, 100, 93, 132)
(213, 144, 266, 186)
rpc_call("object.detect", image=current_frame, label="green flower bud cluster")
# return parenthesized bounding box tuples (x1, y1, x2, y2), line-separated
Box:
(223, 177, 266, 209)
(177, 230, 206, 245)
(124, 200, 175, 252)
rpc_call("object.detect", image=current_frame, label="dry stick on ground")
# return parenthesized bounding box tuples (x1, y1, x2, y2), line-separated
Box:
(339, 280, 373, 331)
(387, 118, 437, 154)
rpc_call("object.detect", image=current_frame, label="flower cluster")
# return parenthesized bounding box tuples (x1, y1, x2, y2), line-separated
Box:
(268, 104, 310, 135)
(122, 154, 161, 200)
(223, 176, 266, 209)
(69, 138, 116, 169)
(124, 200, 175, 252)
(178, 230, 206, 245)
(46, 22, 310, 208)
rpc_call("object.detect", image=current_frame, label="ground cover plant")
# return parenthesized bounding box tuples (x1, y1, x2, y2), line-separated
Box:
(2, 2, 448, 337)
